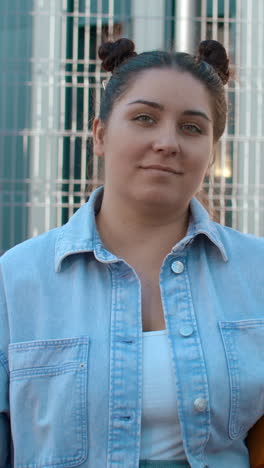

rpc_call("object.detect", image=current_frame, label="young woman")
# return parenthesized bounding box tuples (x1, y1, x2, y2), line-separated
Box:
(0, 38, 263, 468)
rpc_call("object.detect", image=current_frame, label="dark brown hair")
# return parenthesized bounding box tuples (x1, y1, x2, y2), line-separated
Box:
(98, 38, 230, 142)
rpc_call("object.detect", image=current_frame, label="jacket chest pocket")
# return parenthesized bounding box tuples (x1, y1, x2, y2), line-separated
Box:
(8, 336, 89, 468)
(219, 320, 264, 440)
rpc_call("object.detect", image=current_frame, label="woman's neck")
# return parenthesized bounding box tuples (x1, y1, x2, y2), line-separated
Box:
(95, 191, 189, 268)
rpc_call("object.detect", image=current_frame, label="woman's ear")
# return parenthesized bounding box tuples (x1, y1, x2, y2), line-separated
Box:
(93, 118, 106, 157)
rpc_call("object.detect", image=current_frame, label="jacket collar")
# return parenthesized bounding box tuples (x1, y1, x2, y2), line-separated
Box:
(55, 186, 228, 272)
(173, 197, 228, 261)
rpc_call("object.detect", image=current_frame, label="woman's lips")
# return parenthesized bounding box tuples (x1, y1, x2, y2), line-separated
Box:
(140, 164, 183, 174)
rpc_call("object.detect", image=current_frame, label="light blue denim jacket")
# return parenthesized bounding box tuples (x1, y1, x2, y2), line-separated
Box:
(0, 186, 264, 468)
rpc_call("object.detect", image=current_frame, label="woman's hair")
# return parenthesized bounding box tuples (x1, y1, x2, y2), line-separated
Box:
(98, 38, 230, 142)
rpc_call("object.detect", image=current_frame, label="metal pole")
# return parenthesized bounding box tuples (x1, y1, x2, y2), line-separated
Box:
(175, 0, 199, 53)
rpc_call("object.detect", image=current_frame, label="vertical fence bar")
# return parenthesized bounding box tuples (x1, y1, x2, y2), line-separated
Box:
(57, 0, 68, 226)
(0, 0, 8, 252)
(2, 0, 264, 255)
(212, 0, 218, 39)
(80, 0, 91, 203)
(30, 0, 41, 236)
(108, 0, 114, 39)
(232, 0, 241, 230)
(223, 0, 230, 46)
(45, 0, 53, 231)
(254, 0, 263, 235)
(200, 0, 207, 40)
(94, 0, 103, 184)
(10, 0, 19, 248)
(68, 0, 79, 217)
(242, 0, 252, 232)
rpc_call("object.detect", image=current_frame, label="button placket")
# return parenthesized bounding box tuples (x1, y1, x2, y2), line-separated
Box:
(161, 255, 210, 457)
(107, 265, 142, 467)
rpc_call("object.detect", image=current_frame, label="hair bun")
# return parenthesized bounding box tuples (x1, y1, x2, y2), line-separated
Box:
(98, 38, 137, 73)
(197, 40, 230, 85)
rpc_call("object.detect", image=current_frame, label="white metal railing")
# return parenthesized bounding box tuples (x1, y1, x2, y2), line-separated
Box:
(1, 0, 264, 255)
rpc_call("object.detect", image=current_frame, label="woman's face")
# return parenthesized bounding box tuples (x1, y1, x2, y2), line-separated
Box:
(93, 68, 215, 212)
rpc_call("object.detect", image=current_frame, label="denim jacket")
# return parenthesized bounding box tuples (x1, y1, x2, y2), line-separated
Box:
(0, 186, 264, 468)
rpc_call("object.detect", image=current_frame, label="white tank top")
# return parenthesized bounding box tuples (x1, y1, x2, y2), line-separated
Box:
(140, 329, 187, 461)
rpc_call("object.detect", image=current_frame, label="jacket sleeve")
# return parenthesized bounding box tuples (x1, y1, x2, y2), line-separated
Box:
(0, 264, 11, 467)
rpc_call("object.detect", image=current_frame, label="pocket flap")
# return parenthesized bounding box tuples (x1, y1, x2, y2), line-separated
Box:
(8, 336, 89, 372)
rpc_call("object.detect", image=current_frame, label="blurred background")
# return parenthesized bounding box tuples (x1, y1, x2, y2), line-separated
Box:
(1, 0, 264, 255)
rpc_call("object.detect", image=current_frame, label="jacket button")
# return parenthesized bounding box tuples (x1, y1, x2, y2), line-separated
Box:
(179, 326, 194, 337)
(171, 260, 184, 274)
(194, 397, 207, 412)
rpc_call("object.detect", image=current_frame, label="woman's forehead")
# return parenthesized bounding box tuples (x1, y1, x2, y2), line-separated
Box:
(117, 68, 213, 116)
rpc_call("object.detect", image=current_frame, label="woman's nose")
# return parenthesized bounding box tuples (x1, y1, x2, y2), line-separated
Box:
(152, 128, 181, 155)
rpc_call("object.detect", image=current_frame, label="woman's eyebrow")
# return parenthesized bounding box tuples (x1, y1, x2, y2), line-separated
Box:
(127, 99, 164, 110)
(127, 100, 211, 122)
(182, 109, 211, 122)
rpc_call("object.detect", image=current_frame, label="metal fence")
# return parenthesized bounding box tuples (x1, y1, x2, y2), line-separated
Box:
(1, 0, 264, 254)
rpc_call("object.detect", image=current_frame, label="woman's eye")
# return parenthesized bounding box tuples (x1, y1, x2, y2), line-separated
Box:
(182, 123, 202, 134)
(133, 114, 155, 124)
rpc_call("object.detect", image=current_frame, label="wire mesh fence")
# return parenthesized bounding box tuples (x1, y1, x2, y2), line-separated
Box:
(1, 0, 264, 254)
